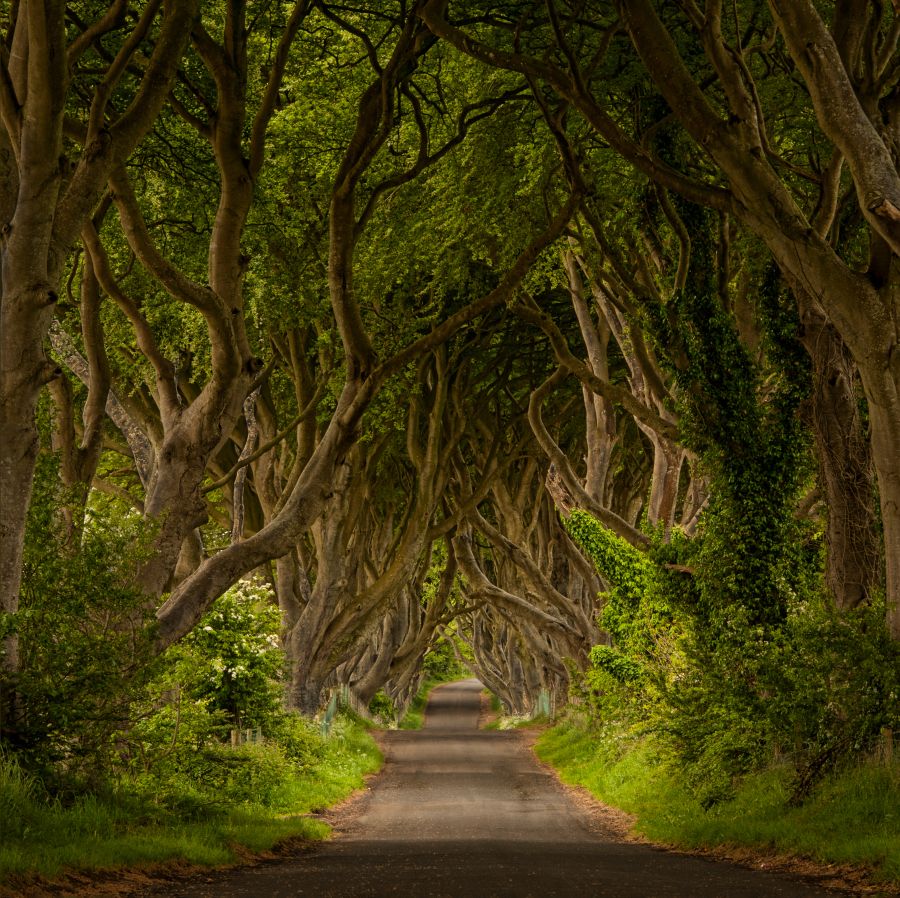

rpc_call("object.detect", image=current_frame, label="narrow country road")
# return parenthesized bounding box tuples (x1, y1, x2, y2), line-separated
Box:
(153, 679, 840, 898)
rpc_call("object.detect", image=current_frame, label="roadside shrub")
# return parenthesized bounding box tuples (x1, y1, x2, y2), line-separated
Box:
(367, 690, 396, 724)
(566, 505, 900, 806)
(125, 579, 287, 779)
(175, 580, 284, 730)
(182, 743, 295, 807)
(764, 598, 900, 799)
(0, 752, 41, 838)
(267, 713, 326, 771)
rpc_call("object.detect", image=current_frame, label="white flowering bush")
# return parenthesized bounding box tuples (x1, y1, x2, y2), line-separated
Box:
(123, 580, 296, 812)
(179, 579, 285, 730)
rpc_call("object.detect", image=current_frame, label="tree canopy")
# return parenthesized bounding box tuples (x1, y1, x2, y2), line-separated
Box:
(1, 0, 898, 814)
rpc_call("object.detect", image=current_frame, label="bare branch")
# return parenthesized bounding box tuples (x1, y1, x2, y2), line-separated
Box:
(767, 0, 900, 254)
(380, 191, 581, 380)
(515, 294, 679, 441)
(48, 319, 156, 487)
(55, 0, 201, 253)
(527, 367, 651, 549)
(202, 381, 328, 494)
(418, 1, 734, 212)
(85, 0, 162, 154)
(231, 388, 260, 543)
(108, 167, 219, 315)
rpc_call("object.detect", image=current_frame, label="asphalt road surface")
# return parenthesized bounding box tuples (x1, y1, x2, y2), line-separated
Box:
(154, 679, 840, 898)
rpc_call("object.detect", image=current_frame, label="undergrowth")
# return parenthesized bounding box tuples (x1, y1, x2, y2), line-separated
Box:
(536, 719, 900, 884)
(0, 713, 381, 885)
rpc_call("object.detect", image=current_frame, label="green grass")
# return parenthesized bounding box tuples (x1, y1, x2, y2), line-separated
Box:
(0, 714, 382, 886)
(536, 720, 900, 884)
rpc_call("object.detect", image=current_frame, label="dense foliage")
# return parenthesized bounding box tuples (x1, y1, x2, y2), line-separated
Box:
(567, 506, 899, 807)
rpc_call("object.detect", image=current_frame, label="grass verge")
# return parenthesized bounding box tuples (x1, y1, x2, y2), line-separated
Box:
(535, 719, 900, 885)
(0, 713, 381, 887)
